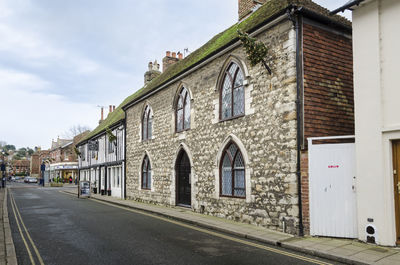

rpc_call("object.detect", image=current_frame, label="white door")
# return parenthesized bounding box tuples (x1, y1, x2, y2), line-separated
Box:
(309, 142, 357, 238)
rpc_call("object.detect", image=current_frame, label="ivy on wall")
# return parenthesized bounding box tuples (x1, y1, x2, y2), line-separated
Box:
(237, 29, 272, 75)
(106, 127, 117, 143)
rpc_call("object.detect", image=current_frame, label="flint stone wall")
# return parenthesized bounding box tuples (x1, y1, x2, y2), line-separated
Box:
(125, 20, 300, 234)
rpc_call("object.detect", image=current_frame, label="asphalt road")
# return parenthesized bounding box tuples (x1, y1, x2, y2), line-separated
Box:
(7, 182, 341, 265)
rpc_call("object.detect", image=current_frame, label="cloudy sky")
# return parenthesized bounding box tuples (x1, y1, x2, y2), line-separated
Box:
(0, 0, 350, 150)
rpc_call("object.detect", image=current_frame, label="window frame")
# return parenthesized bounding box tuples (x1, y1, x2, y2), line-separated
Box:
(175, 87, 191, 132)
(219, 62, 245, 121)
(141, 155, 151, 190)
(219, 142, 246, 199)
(142, 105, 153, 141)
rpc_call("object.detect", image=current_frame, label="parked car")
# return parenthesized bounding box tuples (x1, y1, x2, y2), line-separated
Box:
(24, 177, 38, 183)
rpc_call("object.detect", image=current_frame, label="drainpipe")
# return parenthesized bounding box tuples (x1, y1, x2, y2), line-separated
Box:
(124, 119, 127, 200)
(287, 7, 304, 236)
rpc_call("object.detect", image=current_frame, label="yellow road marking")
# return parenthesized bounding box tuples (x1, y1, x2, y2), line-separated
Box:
(61, 191, 332, 265)
(10, 192, 45, 265)
(9, 190, 36, 265)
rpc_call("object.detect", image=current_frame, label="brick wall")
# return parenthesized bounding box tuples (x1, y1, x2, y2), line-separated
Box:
(303, 23, 354, 144)
(301, 22, 354, 235)
(300, 150, 309, 234)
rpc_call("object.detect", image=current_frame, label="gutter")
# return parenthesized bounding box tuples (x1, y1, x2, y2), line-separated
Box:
(330, 0, 364, 15)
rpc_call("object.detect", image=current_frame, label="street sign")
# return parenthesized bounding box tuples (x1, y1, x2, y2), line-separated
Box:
(79, 181, 91, 198)
(1, 164, 5, 172)
(41, 164, 46, 172)
(88, 141, 99, 151)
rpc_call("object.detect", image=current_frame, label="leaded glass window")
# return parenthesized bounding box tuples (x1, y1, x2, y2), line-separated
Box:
(176, 87, 190, 132)
(142, 105, 153, 140)
(220, 62, 245, 120)
(142, 155, 151, 190)
(220, 142, 245, 198)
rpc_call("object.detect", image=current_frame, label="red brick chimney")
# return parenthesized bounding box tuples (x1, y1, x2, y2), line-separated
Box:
(109, 105, 112, 113)
(99, 107, 104, 124)
(162, 51, 179, 72)
(238, 0, 266, 21)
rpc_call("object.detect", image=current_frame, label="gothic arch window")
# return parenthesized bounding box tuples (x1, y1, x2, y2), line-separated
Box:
(220, 62, 245, 120)
(142, 105, 153, 140)
(141, 155, 151, 190)
(176, 87, 190, 132)
(220, 142, 245, 198)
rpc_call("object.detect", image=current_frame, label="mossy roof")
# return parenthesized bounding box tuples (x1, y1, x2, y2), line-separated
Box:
(78, 0, 350, 145)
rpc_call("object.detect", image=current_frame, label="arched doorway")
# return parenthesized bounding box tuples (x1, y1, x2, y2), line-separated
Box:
(176, 150, 191, 207)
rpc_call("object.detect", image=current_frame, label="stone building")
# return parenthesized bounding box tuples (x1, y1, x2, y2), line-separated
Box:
(117, 0, 354, 235)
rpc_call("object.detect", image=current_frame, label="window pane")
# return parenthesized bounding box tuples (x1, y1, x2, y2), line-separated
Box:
(177, 109, 183, 131)
(142, 172, 147, 188)
(234, 151, 245, 169)
(233, 85, 244, 116)
(148, 115, 152, 139)
(228, 144, 237, 159)
(234, 169, 245, 197)
(148, 168, 151, 189)
(221, 76, 232, 119)
(184, 95, 190, 129)
(143, 118, 147, 139)
(228, 63, 238, 77)
(234, 68, 244, 88)
(177, 96, 183, 109)
(222, 154, 232, 196)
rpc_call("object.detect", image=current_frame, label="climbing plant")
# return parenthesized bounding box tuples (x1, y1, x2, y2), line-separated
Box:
(106, 127, 117, 143)
(74, 146, 81, 157)
(237, 29, 271, 74)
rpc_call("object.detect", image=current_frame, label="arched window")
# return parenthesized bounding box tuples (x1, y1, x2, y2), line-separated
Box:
(141, 155, 151, 190)
(220, 62, 245, 120)
(176, 87, 190, 132)
(220, 142, 245, 198)
(142, 105, 152, 140)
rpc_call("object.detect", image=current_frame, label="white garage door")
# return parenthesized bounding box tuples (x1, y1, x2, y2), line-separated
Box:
(308, 136, 358, 238)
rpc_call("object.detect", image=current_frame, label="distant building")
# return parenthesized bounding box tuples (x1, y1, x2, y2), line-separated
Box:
(30, 149, 51, 178)
(46, 132, 89, 183)
(11, 160, 30, 176)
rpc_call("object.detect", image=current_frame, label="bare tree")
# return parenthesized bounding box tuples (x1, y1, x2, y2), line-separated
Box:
(63, 125, 91, 138)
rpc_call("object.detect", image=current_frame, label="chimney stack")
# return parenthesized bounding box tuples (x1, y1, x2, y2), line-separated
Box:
(109, 105, 112, 113)
(178, 52, 183, 60)
(162, 51, 179, 72)
(144, 60, 161, 85)
(238, 0, 266, 21)
(113, 105, 116, 111)
(99, 107, 104, 124)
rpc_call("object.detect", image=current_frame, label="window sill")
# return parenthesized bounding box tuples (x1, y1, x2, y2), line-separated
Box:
(219, 114, 245, 123)
(176, 128, 191, 134)
(141, 187, 151, 191)
(219, 195, 246, 199)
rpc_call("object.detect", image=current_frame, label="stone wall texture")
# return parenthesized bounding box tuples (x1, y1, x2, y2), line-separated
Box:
(125, 20, 301, 234)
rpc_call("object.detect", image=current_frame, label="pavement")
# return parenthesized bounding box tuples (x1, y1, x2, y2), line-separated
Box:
(0, 188, 17, 265)
(62, 188, 400, 265)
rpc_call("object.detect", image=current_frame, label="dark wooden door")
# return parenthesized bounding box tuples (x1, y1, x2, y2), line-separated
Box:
(176, 151, 191, 206)
(393, 141, 400, 244)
